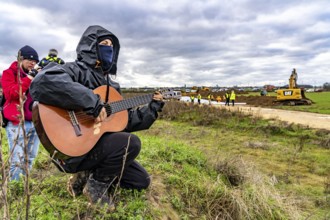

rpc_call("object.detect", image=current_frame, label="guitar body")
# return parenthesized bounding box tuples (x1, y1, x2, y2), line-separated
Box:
(33, 86, 128, 159)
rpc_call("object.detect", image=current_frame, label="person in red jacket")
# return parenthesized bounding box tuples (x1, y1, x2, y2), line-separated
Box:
(1, 45, 40, 181)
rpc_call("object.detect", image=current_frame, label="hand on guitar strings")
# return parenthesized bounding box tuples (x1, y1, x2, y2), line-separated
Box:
(153, 91, 163, 101)
(95, 107, 107, 123)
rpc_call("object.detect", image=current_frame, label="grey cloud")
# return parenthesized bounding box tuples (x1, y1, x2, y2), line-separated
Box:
(1, 0, 330, 87)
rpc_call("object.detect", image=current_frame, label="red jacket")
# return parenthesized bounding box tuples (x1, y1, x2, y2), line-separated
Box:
(1, 61, 33, 125)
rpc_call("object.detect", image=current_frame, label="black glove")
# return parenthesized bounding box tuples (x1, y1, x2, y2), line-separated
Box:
(28, 69, 39, 77)
(149, 100, 165, 112)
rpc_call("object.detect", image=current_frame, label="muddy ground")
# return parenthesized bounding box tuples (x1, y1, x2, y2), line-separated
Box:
(125, 91, 276, 107)
(192, 91, 276, 107)
(233, 95, 275, 106)
(124, 91, 330, 130)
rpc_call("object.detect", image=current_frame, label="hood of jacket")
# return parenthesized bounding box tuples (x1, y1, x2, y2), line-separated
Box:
(76, 25, 120, 75)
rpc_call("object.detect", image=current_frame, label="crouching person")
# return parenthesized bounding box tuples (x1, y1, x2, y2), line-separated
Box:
(30, 25, 164, 208)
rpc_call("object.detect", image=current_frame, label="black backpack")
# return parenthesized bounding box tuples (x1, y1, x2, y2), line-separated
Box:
(0, 95, 8, 127)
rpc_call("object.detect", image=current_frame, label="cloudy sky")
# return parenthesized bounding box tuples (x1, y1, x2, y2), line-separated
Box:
(1, 0, 329, 88)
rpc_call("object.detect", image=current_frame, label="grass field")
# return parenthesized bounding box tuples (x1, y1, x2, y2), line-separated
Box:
(279, 91, 330, 114)
(157, 101, 330, 219)
(0, 98, 329, 219)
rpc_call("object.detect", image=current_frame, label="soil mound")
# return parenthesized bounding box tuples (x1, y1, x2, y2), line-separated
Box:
(237, 95, 276, 107)
(195, 91, 276, 107)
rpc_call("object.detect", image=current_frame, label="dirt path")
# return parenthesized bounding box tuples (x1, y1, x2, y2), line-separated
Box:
(181, 96, 330, 130)
(230, 106, 330, 130)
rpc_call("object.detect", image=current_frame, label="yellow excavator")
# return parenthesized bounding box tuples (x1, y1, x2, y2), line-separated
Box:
(274, 68, 312, 106)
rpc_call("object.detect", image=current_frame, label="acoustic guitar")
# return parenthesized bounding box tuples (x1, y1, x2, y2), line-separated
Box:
(32, 85, 154, 159)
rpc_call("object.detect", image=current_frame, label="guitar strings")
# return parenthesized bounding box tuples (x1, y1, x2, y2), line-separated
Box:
(61, 94, 153, 124)
(65, 110, 113, 124)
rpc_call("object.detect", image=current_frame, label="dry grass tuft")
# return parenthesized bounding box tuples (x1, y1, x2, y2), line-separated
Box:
(319, 137, 330, 149)
(212, 156, 301, 220)
(215, 157, 247, 187)
(244, 141, 271, 150)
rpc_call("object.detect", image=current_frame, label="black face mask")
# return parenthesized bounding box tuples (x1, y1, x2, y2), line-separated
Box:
(99, 45, 113, 71)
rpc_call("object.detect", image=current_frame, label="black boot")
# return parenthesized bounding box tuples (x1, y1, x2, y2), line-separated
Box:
(83, 175, 115, 209)
(67, 171, 89, 197)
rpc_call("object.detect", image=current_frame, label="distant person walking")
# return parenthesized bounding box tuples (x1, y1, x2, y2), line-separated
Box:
(230, 90, 236, 106)
(225, 91, 230, 106)
(190, 95, 195, 103)
(207, 93, 213, 105)
(197, 93, 201, 105)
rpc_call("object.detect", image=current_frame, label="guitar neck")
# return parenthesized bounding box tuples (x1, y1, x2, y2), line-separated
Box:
(109, 94, 153, 114)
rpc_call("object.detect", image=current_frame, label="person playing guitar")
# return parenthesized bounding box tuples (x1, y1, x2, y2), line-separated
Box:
(30, 25, 164, 209)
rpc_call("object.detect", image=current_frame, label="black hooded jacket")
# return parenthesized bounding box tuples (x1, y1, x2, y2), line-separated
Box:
(30, 25, 164, 153)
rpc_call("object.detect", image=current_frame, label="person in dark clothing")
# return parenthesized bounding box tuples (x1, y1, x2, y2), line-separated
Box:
(38, 48, 65, 69)
(30, 25, 164, 208)
(225, 91, 230, 106)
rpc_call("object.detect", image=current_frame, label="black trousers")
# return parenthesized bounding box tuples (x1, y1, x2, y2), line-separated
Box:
(71, 132, 150, 190)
